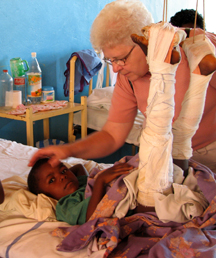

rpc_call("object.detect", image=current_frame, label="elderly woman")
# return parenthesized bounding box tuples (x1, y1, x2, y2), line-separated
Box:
(29, 0, 216, 174)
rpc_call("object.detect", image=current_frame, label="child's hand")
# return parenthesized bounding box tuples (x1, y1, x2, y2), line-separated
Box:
(96, 163, 133, 185)
(86, 163, 133, 221)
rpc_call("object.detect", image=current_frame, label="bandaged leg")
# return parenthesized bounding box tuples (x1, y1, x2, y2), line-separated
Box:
(137, 23, 186, 207)
(172, 34, 216, 162)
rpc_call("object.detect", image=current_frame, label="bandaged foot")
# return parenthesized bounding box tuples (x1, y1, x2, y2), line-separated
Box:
(137, 23, 186, 207)
(181, 34, 216, 76)
(131, 24, 186, 64)
(172, 34, 216, 162)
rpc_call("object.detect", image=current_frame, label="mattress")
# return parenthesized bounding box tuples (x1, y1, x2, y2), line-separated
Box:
(0, 139, 112, 258)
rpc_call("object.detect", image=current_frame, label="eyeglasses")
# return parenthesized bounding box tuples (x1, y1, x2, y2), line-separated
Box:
(103, 45, 136, 66)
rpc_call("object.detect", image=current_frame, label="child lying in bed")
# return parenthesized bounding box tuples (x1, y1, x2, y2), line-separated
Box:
(27, 158, 133, 225)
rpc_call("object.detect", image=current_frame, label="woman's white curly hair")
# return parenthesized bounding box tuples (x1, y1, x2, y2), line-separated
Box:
(90, 0, 154, 52)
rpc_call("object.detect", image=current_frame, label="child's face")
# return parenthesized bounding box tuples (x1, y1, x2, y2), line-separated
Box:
(37, 162, 79, 200)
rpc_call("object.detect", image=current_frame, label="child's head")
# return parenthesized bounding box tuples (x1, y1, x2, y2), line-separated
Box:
(27, 158, 79, 200)
(170, 9, 204, 29)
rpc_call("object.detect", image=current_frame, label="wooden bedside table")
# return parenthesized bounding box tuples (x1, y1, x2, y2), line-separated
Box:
(0, 56, 87, 146)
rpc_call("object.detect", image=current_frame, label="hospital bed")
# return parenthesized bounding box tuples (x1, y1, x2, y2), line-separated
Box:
(0, 139, 112, 258)
(1, 139, 216, 257)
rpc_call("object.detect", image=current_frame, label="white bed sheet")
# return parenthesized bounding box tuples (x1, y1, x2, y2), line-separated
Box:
(74, 108, 144, 146)
(0, 139, 112, 258)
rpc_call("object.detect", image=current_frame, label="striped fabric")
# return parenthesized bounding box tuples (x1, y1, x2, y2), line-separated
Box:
(36, 139, 65, 148)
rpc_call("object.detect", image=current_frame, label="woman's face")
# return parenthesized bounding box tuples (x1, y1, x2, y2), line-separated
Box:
(102, 44, 149, 82)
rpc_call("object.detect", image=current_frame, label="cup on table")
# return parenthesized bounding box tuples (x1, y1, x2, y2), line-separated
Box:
(10, 57, 29, 77)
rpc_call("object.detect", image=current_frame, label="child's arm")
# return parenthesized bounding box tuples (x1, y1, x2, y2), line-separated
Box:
(69, 164, 89, 177)
(86, 163, 133, 221)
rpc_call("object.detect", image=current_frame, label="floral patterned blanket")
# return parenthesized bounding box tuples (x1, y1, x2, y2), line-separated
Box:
(51, 157, 216, 257)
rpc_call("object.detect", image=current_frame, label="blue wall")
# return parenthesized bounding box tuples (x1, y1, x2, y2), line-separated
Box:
(0, 0, 115, 144)
(0, 0, 207, 147)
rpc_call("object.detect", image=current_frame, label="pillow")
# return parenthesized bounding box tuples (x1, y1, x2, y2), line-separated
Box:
(0, 175, 58, 221)
(0, 161, 113, 221)
(87, 86, 115, 111)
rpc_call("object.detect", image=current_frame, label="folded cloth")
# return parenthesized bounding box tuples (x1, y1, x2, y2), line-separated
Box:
(154, 167, 209, 223)
(113, 168, 139, 218)
(8, 101, 68, 115)
(63, 49, 102, 96)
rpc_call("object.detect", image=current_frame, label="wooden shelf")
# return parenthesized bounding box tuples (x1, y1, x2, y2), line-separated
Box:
(0, 96, 87, 146)
(0, 55, 88, 147)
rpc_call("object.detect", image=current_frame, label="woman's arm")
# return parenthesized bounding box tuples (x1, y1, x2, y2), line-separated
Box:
(86, 163, 133, 221)
(28, 120, 133, 168)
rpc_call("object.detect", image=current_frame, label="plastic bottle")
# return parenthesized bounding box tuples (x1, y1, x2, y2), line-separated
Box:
(0, 70, 13, 110)
(42, 86, 55, 103)
(14, 75, 26, 104)
(10, 57, 29, 104)
(26, 52, 42, 104)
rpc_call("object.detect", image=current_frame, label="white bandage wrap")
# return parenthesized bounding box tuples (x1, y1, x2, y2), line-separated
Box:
(172, 35, 215, 160)
(137, 23, 183, 206)
(137, 24, 215, 207)
(181, 34, 215, 73)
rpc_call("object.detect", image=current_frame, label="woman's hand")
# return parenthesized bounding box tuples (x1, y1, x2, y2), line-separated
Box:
(28, 144, 72, 167)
